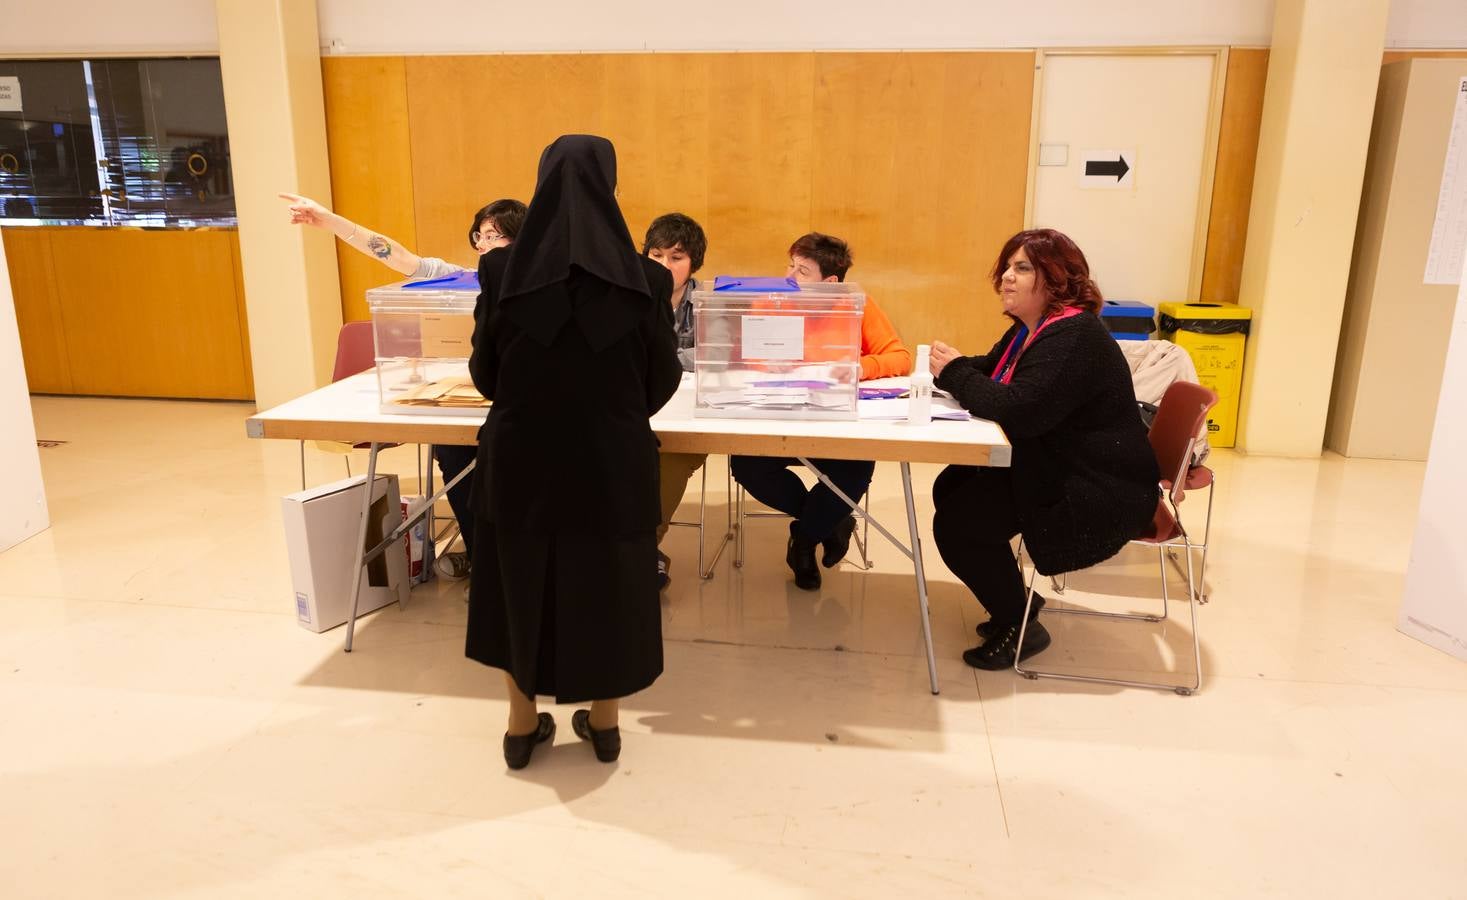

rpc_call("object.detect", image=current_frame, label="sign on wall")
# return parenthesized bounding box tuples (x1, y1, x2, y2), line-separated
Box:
(1079, 148, 1135, 189)
(1425, 77, 1467, 286)
(0, 77, 22, 113)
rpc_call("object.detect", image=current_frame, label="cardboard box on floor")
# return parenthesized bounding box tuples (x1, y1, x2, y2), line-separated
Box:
(282, 474, 409, 633)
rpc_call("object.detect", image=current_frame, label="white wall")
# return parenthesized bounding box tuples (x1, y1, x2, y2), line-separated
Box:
(0, 235, 51, 553)
(314, 0, 1275, 53)
(1398, 244, 1467, 662)
(1, 1, 1463, 56)
(0, 2, 220, 55)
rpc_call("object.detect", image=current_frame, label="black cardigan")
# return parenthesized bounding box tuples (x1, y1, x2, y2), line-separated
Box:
(935, 312, 1160, 575)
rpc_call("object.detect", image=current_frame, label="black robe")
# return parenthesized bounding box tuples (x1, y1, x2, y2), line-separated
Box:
(935, 312, 1160, 576)
(464, 246, 681, 702)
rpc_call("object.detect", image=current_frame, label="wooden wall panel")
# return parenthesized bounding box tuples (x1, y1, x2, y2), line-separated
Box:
(384, 51, 1034, 358)
(811, 52, 1033, 354)
(2, 227, 73, 393)
(44, 228, 252, 399)
(321, 56, 418, 322)
(1382, 50, 1467, 65)
(1200, 47, 1270, 304)
(703, 53, 817, 277)
(229, 232, 254, 389)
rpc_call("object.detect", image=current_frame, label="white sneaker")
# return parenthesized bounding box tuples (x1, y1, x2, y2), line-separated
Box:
(435, 550, 470, 580)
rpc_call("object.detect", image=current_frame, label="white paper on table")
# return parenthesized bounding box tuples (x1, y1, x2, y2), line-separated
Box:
(741, 315, 804, 360)
(858, 397, 971, 421)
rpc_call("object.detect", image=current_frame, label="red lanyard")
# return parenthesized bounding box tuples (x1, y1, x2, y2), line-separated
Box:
(991, 306, 1084, 385)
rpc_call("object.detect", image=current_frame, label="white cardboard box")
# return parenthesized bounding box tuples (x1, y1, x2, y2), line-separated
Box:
(282, 474, 409, 633)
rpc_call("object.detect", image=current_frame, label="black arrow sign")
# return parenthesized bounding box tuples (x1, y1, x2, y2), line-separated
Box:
(1085, 155, 1130, 181)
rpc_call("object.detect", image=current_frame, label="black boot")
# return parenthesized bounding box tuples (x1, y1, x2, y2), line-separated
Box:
(962, 621, 1052, 671)
(786, 522, 821, 591)
(821, 515, 857, 568)
(976, 595, 1047, 638)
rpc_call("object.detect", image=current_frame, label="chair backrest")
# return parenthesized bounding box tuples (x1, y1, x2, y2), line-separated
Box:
(1148, 380, 1217, 505)
(332, 321, 376, 382)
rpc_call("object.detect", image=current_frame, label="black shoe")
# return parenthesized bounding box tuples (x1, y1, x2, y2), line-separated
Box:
(503, 712, 555, 770)
(786, 523, 821, 591)
(656, 551, 671, 592)
(821, 515, 856, 569)
(976, 595, 1047, 639)
(571, 709, 622, 763)
(962, 621, 1052, 671)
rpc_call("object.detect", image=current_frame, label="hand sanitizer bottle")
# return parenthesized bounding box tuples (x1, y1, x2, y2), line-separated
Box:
(908, 344, 933, 425)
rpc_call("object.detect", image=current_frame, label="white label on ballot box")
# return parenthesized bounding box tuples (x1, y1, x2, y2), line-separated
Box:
(741, 315, 804, 360)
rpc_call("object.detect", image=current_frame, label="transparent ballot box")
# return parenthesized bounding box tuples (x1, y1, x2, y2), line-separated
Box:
(365, 273, 486, 417)
(691, 277, 866, 420)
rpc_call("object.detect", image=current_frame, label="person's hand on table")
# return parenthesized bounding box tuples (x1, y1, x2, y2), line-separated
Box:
(279, 192, 330, 228)
(930, 340, 962, 380)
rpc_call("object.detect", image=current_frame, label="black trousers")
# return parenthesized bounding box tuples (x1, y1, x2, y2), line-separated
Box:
(931, 464, 1029, 628)
(730, 455, 875, 543)
(433, 444, 477, 558)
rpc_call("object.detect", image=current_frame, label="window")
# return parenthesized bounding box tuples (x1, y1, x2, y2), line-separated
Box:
(0, 57, 234, 226)
(0, 60, 100, 220)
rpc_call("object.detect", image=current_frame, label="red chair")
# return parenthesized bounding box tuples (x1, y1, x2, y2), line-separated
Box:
(299, 322, 413, 489)
(1014, 381, 1218, 695)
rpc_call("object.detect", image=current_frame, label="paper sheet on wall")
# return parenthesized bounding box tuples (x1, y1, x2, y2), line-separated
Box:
(1425, 77, 1467, 286)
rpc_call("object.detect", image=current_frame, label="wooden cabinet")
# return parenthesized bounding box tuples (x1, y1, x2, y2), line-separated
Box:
(3, 226, 254, 400)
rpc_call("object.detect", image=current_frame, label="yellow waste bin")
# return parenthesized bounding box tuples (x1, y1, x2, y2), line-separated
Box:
(1157, 302, 1252, 447)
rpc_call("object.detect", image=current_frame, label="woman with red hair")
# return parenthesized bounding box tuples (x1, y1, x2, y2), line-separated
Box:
(928, 229, 1159, 670)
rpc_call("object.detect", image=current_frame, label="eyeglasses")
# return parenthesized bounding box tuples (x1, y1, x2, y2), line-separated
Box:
(473, 229, 503, 245)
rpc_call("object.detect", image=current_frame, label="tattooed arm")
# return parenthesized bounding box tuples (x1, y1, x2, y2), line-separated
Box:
(278, 192, 424, 277)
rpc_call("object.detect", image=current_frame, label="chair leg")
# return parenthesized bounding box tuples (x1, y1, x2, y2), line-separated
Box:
(696, 462, 707, 577)
(1015, 536, 1201, 694)
(1031, 544, 1165, 624)
(850, 491, 874, 570)
(692, 461, 733, 580)
(1195, 483, 1214, 604)
(299, 440, 307, 491)
(733, 485, 746, 568)
(344, 456, 352, 478)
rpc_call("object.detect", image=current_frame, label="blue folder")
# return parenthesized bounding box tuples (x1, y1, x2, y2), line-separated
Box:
(713, 276, 801, 292)
(403, 270, 480, 291)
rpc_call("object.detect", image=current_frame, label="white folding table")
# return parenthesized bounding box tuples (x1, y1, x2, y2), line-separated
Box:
(246, 373, 1011, 694)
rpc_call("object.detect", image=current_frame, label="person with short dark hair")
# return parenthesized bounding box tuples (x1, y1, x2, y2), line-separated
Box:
(279, 192, 528, 581)
(640, 212, 710, 590)
(729, 232, 911, 591)
(928, 228, 1159, 670)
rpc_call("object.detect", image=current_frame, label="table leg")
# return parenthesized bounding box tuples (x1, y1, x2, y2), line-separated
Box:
(795, 457, 940, 695)
(902, 462, 939, 695)
(344, 442, 381, 653)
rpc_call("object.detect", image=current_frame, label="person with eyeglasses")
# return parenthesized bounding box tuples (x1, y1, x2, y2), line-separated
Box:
(279, 192, 527, 584)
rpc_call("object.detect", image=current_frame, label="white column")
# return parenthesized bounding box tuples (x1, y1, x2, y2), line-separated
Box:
(1399, 248, 1467, 662)
(217, 0, 342, 409)
(1233, 0, 1391, 456)
(0, 235, 50, 552)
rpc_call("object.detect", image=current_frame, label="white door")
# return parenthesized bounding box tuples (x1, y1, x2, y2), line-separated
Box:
(1031, 53, 1221, 304)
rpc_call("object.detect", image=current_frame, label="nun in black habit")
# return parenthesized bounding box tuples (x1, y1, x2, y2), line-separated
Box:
(465, 135, 682, 768)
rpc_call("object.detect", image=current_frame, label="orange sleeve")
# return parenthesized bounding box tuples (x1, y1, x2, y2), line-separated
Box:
(859, 295, 912, 381)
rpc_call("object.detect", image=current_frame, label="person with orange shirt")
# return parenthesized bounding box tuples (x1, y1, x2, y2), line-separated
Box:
(730, 233, 911, 590)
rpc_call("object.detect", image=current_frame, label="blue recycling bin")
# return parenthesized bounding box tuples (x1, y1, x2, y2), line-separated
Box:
(1100, 300, 1156, 341)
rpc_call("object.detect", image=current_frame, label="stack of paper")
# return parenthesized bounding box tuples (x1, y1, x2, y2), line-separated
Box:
(703, 379, 851, 409)
(388, 375, 489, 409)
